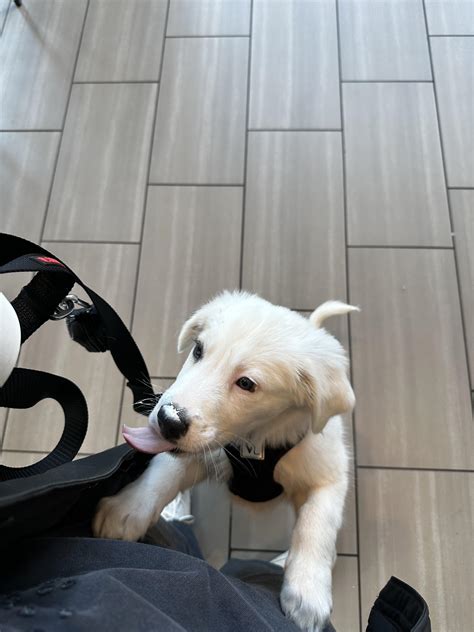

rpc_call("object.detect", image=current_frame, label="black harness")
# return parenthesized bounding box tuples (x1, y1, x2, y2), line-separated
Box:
(226, 443, 293, 503)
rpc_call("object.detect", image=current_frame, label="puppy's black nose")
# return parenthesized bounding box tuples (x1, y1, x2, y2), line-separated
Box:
(157, 404, 189, 441)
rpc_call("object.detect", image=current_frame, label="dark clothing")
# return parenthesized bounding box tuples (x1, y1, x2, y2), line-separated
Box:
(0, 520, 332, 632)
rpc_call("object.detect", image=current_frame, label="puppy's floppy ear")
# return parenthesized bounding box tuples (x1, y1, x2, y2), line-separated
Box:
(298, 364, 355, 434)
(177, 291, 235, 352)
(177, 313, 205, 353)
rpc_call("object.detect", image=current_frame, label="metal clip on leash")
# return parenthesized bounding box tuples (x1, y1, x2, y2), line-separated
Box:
(50, 294, 91, 320)
(51, 294, 109, 353)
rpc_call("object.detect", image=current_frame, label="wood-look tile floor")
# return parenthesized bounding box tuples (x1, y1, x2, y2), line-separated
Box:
(1, 1, 472, 630)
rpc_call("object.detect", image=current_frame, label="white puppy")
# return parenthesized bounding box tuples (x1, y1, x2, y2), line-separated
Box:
(93, 291, 358, 632)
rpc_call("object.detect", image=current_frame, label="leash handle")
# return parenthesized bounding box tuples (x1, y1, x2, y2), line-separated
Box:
(0, 369, 88, 481)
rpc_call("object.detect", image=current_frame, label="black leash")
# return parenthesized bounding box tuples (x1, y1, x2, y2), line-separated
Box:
(0, 233, 156, 480)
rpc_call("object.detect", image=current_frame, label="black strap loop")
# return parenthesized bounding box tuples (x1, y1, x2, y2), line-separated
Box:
(0, 369, 88, 481)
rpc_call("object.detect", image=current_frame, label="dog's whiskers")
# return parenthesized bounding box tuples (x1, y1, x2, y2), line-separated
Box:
(135, 397, 159, 406)
(200, 439, 210, 479)
(189, 449, 201, 492)
(207, 443, 220, 482)
(222, 430, 254, 445)
(134, 373, 171, 394)
(221, 431, 260, 476)
(214, 438, 257, 479)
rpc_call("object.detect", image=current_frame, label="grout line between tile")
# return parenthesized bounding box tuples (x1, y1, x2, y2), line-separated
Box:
(166, 34, 249, 39)
(0, 0, 11, 37)
(116, 0, 172, 444)
(1, 0, 92, 453)
(230, 548, 359, 558)
(341, 79, 433, 83)
(73, 80, 159, 85)
(248, 128, 342, 132)
(347, 244, 454, 250)
(1, 449, 49, 455)
(422, 0, 473, 391)
(238, 0, 253, 290)
(0, 129, 62, 133)
(0, 418, 8, 452)
(358, 465, 474, 474)
(38, 0, 91, 246)
(44, 239, 141, 246)
(429, 34, 474, 38)
(335, 3, 363, 630)
(116, 379, 128, 444)
(148, 182, 244, 187)
(231, 547, 285, 554)
(448, 186, 474, 190)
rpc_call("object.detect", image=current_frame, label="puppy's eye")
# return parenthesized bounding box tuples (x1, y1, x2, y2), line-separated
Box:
(236, 377, 256, 392)
(193, 340, 203, 361)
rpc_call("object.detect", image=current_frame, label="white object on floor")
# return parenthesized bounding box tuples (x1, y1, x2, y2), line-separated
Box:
(162, 490, 195, 524)
(0, 293, 21, 388)
(270, 551, 289, 568)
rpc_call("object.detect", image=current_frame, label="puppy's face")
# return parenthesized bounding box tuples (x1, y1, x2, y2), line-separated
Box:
(153, 303, 305, 451)
(149, 292, 356, 454)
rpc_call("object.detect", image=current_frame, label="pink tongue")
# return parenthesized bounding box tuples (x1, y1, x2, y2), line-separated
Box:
(122, 424, 175, 454)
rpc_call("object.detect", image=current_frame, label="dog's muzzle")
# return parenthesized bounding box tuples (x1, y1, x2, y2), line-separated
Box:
(157, 404, 190, 441)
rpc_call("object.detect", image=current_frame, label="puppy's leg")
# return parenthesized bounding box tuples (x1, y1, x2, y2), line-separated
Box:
(93, 452, 208, 541)
(275, 417, 349, 632)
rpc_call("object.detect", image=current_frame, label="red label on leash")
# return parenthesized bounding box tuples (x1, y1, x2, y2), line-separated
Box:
(35, 256, 65, 267)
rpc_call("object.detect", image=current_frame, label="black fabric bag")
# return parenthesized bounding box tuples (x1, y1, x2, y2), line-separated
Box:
(0, 233, 155, 550)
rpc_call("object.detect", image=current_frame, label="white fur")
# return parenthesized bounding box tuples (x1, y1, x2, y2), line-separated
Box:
(162, 404, 180, 423)
(310, 300, 360, 329)
(94, 291, 357, 632)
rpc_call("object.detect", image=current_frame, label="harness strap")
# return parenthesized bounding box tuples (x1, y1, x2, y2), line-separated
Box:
(226, 444, 292, 503)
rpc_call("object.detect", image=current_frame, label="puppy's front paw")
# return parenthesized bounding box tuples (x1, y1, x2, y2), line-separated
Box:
(280, 566, 332, 632)
(92, 487, 155, 541)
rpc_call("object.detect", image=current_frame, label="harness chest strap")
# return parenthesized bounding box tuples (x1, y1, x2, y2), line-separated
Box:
(225, 443, 292, 503)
